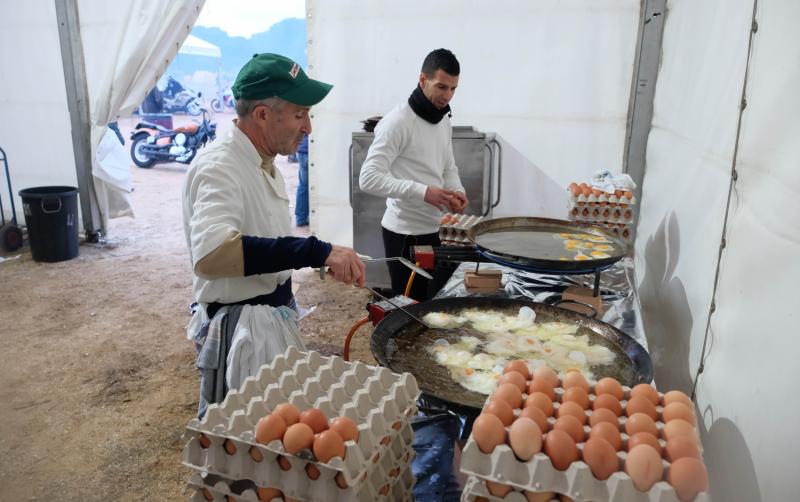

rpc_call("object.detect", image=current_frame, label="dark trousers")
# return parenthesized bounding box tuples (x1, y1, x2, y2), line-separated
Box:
(382, 226, 453, 301)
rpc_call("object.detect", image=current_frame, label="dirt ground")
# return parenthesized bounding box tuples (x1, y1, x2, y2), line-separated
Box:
(0, 112, 373, 500)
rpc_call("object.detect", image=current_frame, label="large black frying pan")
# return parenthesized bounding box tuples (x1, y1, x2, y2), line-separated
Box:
(466, 216, 628, 274)
(371, 296, 652, 417)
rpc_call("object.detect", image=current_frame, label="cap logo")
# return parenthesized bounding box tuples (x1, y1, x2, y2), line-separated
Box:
(289, 63, 300, 78)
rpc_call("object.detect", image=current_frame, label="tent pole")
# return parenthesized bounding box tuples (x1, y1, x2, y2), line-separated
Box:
(623, 0, 667, 230)
(54, 0, 102, 242)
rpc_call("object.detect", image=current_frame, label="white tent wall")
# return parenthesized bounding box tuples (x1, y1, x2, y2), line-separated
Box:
(307, 0, 641, 246)
(0, 0, 204, 233)
(0, 1, 77, 221)
(636, 0, 798, 499)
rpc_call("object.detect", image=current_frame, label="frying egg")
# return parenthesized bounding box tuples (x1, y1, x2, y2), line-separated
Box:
(590, 251, 611, 259)
(472, 413, 507, 454)
(593, 244, 613, 251)
(574, 253, 590, 261)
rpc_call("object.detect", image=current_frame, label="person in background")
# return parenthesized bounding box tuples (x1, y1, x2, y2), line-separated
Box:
(295, 133, 309, 227)
(182, 53, 365, 417)
(359, 48, 468, 301)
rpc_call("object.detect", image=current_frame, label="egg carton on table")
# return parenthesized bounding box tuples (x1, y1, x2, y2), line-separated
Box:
(459, 383, 710, 502)
(187, 455, 416, 502)
(439, 213, 484, 246)
(460, 475, 562, 502)
(569, 206, 635, 226)
(569, 194, 636, 207)
(183, 348, 419, 490)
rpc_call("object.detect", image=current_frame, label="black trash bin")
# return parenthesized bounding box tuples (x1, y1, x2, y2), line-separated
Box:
(19, 186, 79, 262)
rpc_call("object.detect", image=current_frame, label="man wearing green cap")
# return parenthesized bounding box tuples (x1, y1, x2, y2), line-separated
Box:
(182, 55, 364, 414)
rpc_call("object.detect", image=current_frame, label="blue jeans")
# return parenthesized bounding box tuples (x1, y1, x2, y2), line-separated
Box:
(295, 152, 309, 226)
(411, 414, 462, 501)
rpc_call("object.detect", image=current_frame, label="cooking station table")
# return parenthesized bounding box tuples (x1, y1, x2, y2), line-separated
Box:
(409, 257, 649, 501)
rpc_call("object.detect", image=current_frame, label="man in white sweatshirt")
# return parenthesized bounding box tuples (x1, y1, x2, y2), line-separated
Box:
(359, 48, 469, 300)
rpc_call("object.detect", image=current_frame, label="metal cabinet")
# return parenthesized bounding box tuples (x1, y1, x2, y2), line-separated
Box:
(349, 126, 502, 289)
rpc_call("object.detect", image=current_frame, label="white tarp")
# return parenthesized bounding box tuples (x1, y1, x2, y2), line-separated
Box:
(180, 34, 221, 58)
(307, 0, 641, 246)
(0, 0, 204, 232)
(636, 0, 799, 499)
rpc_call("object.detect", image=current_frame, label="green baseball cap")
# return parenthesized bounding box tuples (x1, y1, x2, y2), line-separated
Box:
(231, 53, 332, 106)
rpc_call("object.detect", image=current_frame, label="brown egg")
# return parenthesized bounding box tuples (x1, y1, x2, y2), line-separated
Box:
(525, 391, 554, 416)
(625, 396, 658, 420)
(329, 416, 359, 443)
(299, 408, 329, 434)
(553, 415, 585, 443)
(668, 457, 709, 502)
(595, 377, 624, 401)
(313, 429, 346, 463)
(256, 487, 282, 502)
(561, 496, 575, 502)
(662, 419, 698, 443)
(593, 393, 623, 416)
(519, 405, 550, 432)
(249, 446, 264, 462)
(223, 438, 237, 455)
(504, 359, 531, 380)
(524, 491, 555, 502)
(543, 429, 579, 470)
(528, 378, 556, 400)
(274, 403, 301, 426)
(665, 435, 700, 462)
(589, 421, 622, 450)
(582, 437, 619, 480)
(663, 402, 696, 425)
(533, 365, 560, 388)
(508, 417, 542, 461)
(630, 384, 660, 406)
(625, 413, 658, 437)
(486, 480, 513, 497)
(198, 433, 211, 449)
(625, 444, 664, 491)
(557, 401, 587, 424)
(201, 488, 214, 501)
(562, 387, 590, 409)
(498, 371, 528, 393)
(589, 408, 619, 427)
(628, 432, 662, 454)
(472, 413, 507, 454)
(256, 413, 287, 445)
(277, 455, 292, 471)
(335, 472, 349, 489)
(306, 463, 321, 480)
(494, 383, 524, 409)
(562, 370, 590, 392)
(663, 390, 693, 408)
(485, 399, 515, 426)
(282, 423, 314, 454)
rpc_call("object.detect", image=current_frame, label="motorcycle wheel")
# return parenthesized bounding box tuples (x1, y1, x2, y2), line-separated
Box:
(130, 135, 157, 168)
(210, 98, 223, 113)
(186, 100, 202, 116)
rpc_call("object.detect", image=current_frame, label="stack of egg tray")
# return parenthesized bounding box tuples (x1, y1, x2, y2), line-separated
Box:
(439, 213, 484, 246)
(459, 385, 711, 502)
(567, 193, 636, 243)
(182, 346, 420, 502)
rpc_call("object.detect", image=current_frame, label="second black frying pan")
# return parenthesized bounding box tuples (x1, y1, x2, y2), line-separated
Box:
(466, 216, 628, 274)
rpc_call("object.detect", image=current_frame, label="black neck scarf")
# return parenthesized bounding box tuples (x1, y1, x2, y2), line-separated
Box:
(408, 85, 451, 124)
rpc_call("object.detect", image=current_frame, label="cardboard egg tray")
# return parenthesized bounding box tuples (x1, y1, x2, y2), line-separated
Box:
(182, 347, 420, 499)
(459, 385, 710, 502)
(439, 213, 484, 246)
(186, 446, 416, 502)
(461, 475, 562, 502)
(568, 194, 637, 207)
(569, 206, 635, 226)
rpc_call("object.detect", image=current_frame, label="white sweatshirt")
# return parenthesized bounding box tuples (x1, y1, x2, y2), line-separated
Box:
(359, 102, 465, 235)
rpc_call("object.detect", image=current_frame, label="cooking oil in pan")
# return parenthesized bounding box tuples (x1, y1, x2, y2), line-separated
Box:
(475, 228, 620, 261)
(385, 312, 636, 410)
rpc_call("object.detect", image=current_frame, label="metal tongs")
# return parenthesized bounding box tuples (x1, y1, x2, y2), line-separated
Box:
(318, 254, 433, 280)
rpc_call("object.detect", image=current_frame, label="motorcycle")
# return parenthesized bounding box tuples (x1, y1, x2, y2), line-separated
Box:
(129, 109, 216, 168)
(210, 87, 235, 113)
(143, 76, 203, 116)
